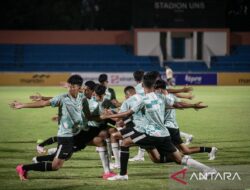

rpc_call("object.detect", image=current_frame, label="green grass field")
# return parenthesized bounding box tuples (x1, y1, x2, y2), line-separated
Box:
(0, 86, 250, 190)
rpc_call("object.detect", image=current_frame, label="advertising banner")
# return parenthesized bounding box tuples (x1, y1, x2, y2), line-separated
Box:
(72, 72, 136, 86)
(0, 73, 70, 86)
(173, 73, 217, 85)
(218, 73, 250, 85)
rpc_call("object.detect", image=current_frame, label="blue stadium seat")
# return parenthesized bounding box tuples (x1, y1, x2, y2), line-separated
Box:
(0, 44, 163, 72)
(210, 45, 250, 71)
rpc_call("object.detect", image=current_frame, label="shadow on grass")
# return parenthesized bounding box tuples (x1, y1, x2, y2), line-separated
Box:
(0, 140, 35, 144)
(197, 139, 250, 144)
(0, 147, 26, 153)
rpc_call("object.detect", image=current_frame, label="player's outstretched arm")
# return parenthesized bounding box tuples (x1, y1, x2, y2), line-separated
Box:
(102, 109, 121, 122)
(9, 100, 51, 109)
(101, 110, 134, 120)
(175, 92, 195, 100)
(167, 85, 193, 94)
(174, 101, 207, 110)
(30, 93, 53, 101)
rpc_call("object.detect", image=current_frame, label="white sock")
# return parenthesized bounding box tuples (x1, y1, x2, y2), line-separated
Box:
(180, 131, 192, 138)
(105, 138, 112, 159)
(96, 146, 110, 173)
(111, 143, 120, 166)
(118, 140, 122, 146)
(181, 155, 210, 172)
(138, 147, 145, 158)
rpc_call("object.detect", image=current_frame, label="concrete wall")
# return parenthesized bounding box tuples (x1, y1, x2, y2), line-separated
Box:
(1, 30, 250, 46)
(0, 30, 133, 45)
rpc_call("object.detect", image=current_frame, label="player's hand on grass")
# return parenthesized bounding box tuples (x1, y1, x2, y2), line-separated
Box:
(30, 93, 42, 101)
(9, 101, 24, 109)
(183, 85, 193, 92)
(51, 115, 59, 122)
(193, 102, 208, 110)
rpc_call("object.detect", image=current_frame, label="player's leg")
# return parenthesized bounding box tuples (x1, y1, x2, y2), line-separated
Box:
(80, 127, 116, 179)
(32, 153, 55, 163)
(180, 131, 193, 145)
(171, 128, 217, 160)
(36, 136, 57, 154)
(108, 127, 120, 169)
(16, 137, 73, 181)
(107, 127, 138, 181)
(178, 144, 218, 160)
(146, 148, 161, 163)
(161, 137, 217, 176)
(107, 137, 133, 181)
(129, 147, 145, 162)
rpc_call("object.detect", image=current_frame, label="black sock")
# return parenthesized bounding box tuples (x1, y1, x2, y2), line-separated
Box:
(36, 154, 55, 162)
(39, 136, 57, 147)
(120, 146, 129, 176)
(199, 147, 212, 153)
(22, 162, 53, 172)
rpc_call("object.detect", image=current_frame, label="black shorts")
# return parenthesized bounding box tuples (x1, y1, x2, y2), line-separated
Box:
(99, 123, 114, 130)
(55, 137, 74, 160)
(168, 128, 183, 145)
(73, 127, 102, 152)
(120, 127, 177, 154)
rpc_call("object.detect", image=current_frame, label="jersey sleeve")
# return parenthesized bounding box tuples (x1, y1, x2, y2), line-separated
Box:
(50, 94, 63, 107)
(119, 101, 129, 113)
(82, 98, 89, 109)
(164, 94, 175, 106)
(131, 96, 144, 113)
(173, 94, 181, 103)
(109, 88, 116, 100)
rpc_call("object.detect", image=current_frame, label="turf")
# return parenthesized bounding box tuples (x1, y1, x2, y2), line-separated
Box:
(0, 86, 250, 190)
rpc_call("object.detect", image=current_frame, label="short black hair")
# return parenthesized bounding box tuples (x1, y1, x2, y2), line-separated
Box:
(154, 79, 167, 90)
(98, 74, 108, 83)
(143, 73, 157, 88)
(85, 81, 96, 91)
(133, 70, 144, 82)
(67, 75, 83, 86)
(148, 71, 161, 81)
(94, 84, 106, 96)
(124, 86, 135, 94)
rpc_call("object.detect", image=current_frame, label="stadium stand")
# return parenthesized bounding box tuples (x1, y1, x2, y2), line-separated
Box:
(164, 45, 250, 72)
(210, 45, 250, 72)
(1, 44, 250, 72)
(0, 44, 162, 72)
(164, 61, 209, 72)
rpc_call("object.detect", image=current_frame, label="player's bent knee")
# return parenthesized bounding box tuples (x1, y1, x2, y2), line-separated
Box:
(108, 127, 117, 134)
(93, 137, 104, 146)
(52, 160, 64, 170)
(121, 138, 133, 147)
(112, 132, 122, 140)
(98, 130, 108, 139)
